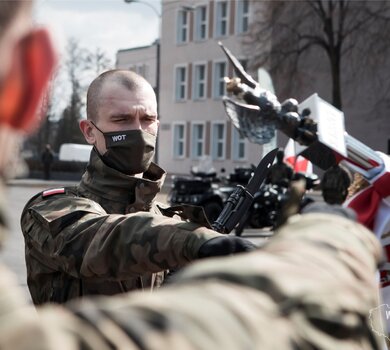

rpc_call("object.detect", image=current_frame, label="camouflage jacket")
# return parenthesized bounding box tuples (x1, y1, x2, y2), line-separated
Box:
(5, 213, 383, 349)
(20, 150, 219, 304)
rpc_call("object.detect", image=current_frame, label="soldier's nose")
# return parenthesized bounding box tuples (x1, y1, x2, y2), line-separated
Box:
(131, 119, 142, 130)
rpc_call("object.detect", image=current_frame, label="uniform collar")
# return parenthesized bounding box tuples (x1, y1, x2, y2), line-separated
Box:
(78, 149, 166, 211)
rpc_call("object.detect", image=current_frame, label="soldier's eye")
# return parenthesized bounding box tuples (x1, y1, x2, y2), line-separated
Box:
(114, 118, 127, 122)
(144, 116, 156, 122)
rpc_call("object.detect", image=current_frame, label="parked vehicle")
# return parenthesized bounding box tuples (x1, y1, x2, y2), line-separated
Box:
(234, 172, 320, 236)
(168, 166, 255, 223)
(168, 171, 223, 223)
(169, 162, 319, 233)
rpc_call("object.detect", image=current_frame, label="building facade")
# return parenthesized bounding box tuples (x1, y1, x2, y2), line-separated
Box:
(116, 42, 158, 90)
(159, 0, 266, 175)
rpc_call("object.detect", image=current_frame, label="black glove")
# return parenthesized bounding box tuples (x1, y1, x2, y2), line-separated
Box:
(198, 236, 256, 259)
(300, 202, 357, 221)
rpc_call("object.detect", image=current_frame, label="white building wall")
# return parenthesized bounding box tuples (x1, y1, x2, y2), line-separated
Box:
(116, 43, 158, 88)
(159, 0, 267, 176)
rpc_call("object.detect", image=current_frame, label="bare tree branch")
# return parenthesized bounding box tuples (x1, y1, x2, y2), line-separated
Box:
(244, 0, 390, 110)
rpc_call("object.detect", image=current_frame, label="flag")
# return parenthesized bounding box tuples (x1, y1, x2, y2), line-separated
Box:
(345, 152, 390, 233)
(284, 138, 313, 174)
(344, 152, 390, 333)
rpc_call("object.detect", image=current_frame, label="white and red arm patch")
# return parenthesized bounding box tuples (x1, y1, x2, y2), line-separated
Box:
(42, 188, 65, 198)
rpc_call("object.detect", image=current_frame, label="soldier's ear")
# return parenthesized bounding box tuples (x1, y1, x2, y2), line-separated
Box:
(0, 29, 57, 132)
(79, 119, 97, 145)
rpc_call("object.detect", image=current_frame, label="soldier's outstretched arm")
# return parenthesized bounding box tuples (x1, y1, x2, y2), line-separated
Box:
(16, 211, 383, 349)
(21, 195, 253, 280)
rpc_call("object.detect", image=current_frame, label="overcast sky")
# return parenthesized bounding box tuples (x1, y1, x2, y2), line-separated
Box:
(32, 0, 161, 116)
(33, 0, 161, 63)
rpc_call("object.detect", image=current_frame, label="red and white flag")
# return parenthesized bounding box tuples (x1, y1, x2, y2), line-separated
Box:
(345, 152, 390, 236)
(344, 152, 390, 332)
(284, 138, 313, 174)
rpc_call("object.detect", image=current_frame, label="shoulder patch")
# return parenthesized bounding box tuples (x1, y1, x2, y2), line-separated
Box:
(42, 188, 66, 197)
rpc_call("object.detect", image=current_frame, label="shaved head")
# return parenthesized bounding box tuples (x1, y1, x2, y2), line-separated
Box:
(87, 70, 154, 122)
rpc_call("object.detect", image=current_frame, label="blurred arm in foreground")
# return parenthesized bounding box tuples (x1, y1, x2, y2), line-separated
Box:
(31, 211, 382, 349)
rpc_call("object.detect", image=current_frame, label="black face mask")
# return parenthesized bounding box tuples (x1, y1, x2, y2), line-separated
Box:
(92, 122, 156, 175)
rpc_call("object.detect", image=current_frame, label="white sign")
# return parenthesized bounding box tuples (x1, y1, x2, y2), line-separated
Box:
(299, 93, 347, 157)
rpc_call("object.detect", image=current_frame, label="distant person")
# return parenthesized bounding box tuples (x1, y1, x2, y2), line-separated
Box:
(321, 164, 352, 204)
(266, 149, 294, 187)
(41, 143, 54, 180)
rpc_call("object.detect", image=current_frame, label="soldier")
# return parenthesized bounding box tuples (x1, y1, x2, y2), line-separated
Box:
(41, 143, 54, 180)
(20, 68, 256, 305)
(0, 2, 384, 349)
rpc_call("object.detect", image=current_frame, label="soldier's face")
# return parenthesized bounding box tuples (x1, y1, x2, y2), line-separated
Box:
(91, 81, 159, 155)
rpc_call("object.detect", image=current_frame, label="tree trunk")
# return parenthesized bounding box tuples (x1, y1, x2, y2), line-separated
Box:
(330, 54, 342, 110)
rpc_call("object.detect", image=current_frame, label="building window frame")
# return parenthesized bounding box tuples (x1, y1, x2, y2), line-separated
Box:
(194, 4, 208, 41)
(191, 122, 206, 159)
(211, 121, 226, 160)
(176, 9, 189, 44)
(214, 0, 229, 38)
(232, 127, 247, 161)
(193, 62, 207, 100)
(236, 0, 250, 34)
(213, 59, 227, 99)
(172, 122, 186, 159)
(174, 64, 187, 102)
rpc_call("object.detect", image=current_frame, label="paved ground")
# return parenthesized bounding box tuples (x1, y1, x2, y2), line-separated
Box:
(2, 178, 313, 300)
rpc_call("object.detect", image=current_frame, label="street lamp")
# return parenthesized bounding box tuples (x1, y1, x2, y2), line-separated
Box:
(124, 0, 161, 17)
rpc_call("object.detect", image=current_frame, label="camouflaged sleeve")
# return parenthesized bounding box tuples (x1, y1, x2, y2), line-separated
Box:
(21, 195, 220, 280)
(32, 213, 381, 350)
(4, 212, 383, 349)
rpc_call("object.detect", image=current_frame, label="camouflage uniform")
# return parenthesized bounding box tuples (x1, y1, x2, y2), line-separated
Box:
(20, 150, 219, 304)
(4, 212, 383, 349)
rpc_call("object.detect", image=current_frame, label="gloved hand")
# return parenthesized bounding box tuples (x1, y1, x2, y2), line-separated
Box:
(301, 202, 357, 221)
(198, 236, 256, 259)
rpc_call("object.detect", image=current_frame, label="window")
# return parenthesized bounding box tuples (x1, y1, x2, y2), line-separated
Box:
(136, 64, 148, 79)
(213, 61, 227, 98)
(236, 0, 249, 34)
(215, 1, 229, 37)
(212, 123, 226, 160)
(193, 64, 206, 100)
(173, 123, 185, 158)
(175, 66, 187, 101)
(177, 10, 189, 44)
(192, 123, 205, 159)
(195, 5, 208, 41)
(130, 64, 146, 78)
(232, 128, 246, 160)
